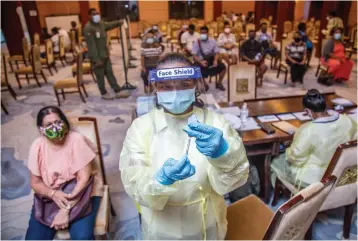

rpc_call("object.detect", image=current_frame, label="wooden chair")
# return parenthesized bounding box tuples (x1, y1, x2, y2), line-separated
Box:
(41, 39, 57, 76)
(14, 45, 47, 89)
(282, 21, 293, 39)
(2, 54, 17, 115)
(315, 38, 330, 77)
(54, 116, 116, 240)
(77, 24, 83, 44)
(54, 50, 88, 106)
(72, 45, 96, 83)
(243, 23, 255, 39)
(170, 28, 181, 52)
(260, 18, 270, 27)
(276, 38, 291, 84)
(226, 176, 336, 240)
(54, 35, 67, 67)
(8, 38, 30, 71)
(158, 22, 167, 37)
(1, 55, 17, 100)
(272, 140, 357, 239)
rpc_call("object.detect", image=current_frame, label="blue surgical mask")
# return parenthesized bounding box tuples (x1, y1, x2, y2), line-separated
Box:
(200, 34, 208, 41)
(334, 33, 341, 40)
(146, 38, 154, 44)
(92, 14, 101, 23)
(157, 88, 195, 114)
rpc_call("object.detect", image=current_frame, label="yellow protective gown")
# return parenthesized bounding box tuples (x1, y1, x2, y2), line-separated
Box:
(271, 114, 357, 189)
(119, 106, 249, 240)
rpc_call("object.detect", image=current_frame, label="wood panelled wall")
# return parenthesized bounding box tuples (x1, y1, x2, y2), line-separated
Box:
(36, 1, 80, 28)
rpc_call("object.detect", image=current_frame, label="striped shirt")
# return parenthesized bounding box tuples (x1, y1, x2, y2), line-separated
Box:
(141, 45, 162, 57)
(286, 42, 306, 61)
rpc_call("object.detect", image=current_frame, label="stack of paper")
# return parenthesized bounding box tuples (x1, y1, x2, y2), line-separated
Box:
(220, 106, 241, 116)
(331, 98, 354, 107)
(240, 117, 261, 131)
(222, 113, 242, 130)
(293, 112, 312, 121)
(272, 121, 298, 135)
(257, 115, 279, 122)
(277, 113, 296, 121)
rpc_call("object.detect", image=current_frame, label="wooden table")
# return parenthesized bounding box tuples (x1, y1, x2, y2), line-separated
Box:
(219, 92, 357, 202)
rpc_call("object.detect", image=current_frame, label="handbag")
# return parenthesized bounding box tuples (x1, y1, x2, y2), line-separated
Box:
(197, 39, 215, 67)
(33, 175, 94, 227)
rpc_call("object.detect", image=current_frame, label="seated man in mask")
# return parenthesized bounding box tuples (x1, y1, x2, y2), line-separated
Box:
(256, 23, 280, 69)
(181, 24, 200, 56)
(217, 21, 238, 65)
(192, 26, 226, 91)
(240, 30, 268, 85)
(145, 24, 163, 43)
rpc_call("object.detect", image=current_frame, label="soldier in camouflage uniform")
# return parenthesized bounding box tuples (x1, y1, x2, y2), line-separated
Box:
(84, 8, 127, 100)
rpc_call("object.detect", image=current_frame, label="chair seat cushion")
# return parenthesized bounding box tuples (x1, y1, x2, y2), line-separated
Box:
(54, 185, 109, 239)
(54, 78, 77, 89)
(9, 55, 24, 61)
(226, 195, 274, 240)
(40, 58, 47, 65)
(280, 61, 288, 68)
(15, 66, 32, 74)
(72, 63, 91, 73)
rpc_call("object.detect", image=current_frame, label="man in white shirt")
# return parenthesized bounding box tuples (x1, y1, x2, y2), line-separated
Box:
(58, 27, 71, 49)
(217, 21, 238, 64)
(180, 24, 200, 56)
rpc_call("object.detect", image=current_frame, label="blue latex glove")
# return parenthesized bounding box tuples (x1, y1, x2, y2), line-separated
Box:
(184, 121, 229, 158)
(156, 156, 196, 185)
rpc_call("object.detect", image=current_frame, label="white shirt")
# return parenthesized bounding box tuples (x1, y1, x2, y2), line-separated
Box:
(59, 29, 70, 48)
(180, 31, 200, 51)
(217, 33, 236, 47)
(51, 34, 60, 52)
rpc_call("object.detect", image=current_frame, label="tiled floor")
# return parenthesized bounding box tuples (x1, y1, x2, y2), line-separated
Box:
(1, 38, 357, 240)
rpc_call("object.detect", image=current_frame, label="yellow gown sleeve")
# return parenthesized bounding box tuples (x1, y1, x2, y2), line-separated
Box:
(119, 117, 178, 211)
(286, 123, 312, 167)
(206, 114, 250, 195)
(347, 115, 357, 141)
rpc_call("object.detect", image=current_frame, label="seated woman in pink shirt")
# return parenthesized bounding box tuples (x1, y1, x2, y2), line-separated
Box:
(321, 27, 354, 83)
(25, 106, 103, 240)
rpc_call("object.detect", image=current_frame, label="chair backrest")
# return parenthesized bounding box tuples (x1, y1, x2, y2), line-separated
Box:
(31, 45, 42, 72)
(231, 27, 242, 41)
(22, 37, 30, 60)
(319, 141, 357, 211)
(314, 20, 321, 28)
(34, 33, 40, 46)
(171, 29, 180, 39)
(293, 21, 299, 31)
(352, 27, 357, 49)
(75, 49, 83, 86)
(1, 54, 9, 87)
(208, 27, 215, 38)
(245, 23, 256, 37)
(281, 38, 291, 60)
(284, 21, 293, 33)
(263, 176, 336, 240)
(45, 39, 54, 64)
(68, 117, 106, 190)
(307, 26, 315, 40)
(77, 24, 83, 43)
(260, 18, 270, 27)
(159, 22, 167, 33)
(233, 21, 243, 29)
(268, 16, 273, 24)
(59, 35, 65, 57)
(218, 22, 225, 33)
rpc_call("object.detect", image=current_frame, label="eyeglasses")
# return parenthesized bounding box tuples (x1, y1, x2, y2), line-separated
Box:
(155, 80, 196, 92)
(43, 120, 64, 128)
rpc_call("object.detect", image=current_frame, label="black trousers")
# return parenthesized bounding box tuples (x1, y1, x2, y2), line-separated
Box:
(287, 59, 307, 83)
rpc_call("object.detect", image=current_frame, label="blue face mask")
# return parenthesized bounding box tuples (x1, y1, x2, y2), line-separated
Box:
(92, 14, 101, 23)
(334, 33, 341, 40)
(157, 88, 195, 114)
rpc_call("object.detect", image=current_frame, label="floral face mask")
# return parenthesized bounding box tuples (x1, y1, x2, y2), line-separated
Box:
(40, 121, 67, 140)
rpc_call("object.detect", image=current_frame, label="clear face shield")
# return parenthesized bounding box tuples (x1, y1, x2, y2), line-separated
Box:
(136, 66, 212, 118)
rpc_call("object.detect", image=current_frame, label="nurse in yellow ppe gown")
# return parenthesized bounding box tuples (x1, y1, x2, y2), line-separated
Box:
(119, 53, 249, 240)
(271, 89, 357, 189)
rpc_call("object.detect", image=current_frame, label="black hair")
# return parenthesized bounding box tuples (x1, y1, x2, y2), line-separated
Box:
(189, 24, 195, 30)
(36, 106, 71, 129)
(224, 21, 230, 26)
(302, 89, 326, 112)
(330, 26, 344, 36)
(71, 21, 77, 27)
(147, 29, 155, 35)
(51, 27, 59, 34)
(88, 8, 97, 15)
(200, 26, 209, 32)
(248, 29, 256, 34)
(155, 53, 204, 108)
(328, 11, 336, 17)
(298, 22, 306, 32)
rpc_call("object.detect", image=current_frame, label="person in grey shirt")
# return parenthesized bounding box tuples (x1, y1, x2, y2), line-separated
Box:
(192, 26, 226, 91)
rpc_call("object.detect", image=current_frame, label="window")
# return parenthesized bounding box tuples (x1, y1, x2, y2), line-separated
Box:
(169, 1, 204, 19)
(100, 1, 139, 22)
